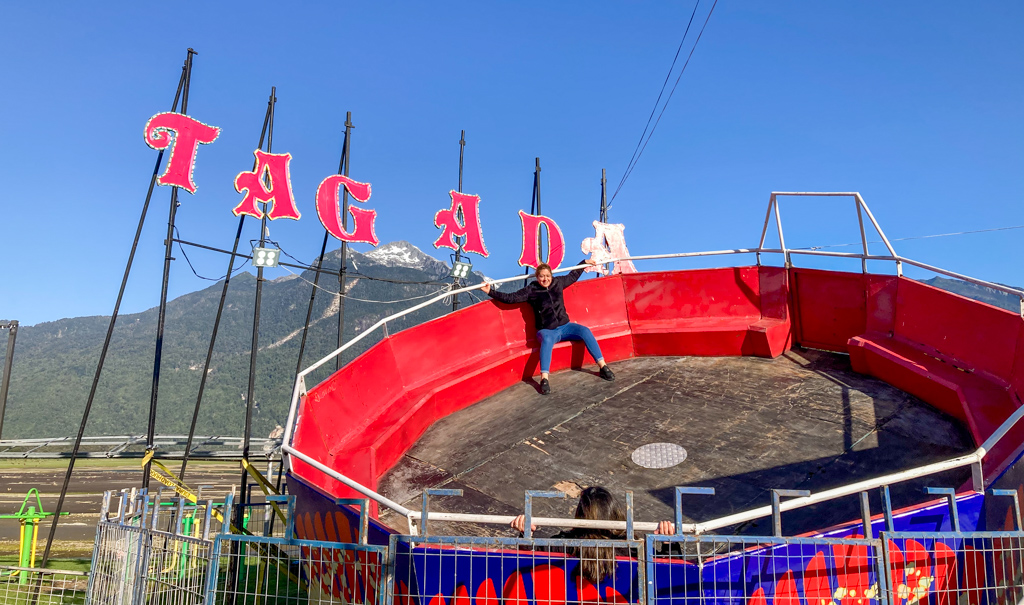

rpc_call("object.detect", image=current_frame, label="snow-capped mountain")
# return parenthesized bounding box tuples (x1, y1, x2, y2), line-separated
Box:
(357, 241, 451, 278)
(6, 240, 488, 440)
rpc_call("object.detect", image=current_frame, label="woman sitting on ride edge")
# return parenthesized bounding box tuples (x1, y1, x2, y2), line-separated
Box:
(481, 259, 614, 394)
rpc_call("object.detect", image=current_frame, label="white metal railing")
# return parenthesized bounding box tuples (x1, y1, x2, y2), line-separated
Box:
(0, 434, 280, 458)
(283, 191, 1024, 536)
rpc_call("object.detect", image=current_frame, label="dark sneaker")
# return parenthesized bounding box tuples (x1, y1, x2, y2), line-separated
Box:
(540, 378, 551, 395)
(599, 366, 615, 381)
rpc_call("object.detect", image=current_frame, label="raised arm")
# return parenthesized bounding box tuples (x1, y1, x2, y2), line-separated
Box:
(555, 259, 596, 288)
(482, 282, 530, 304)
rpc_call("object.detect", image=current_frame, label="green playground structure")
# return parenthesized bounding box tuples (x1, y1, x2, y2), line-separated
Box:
(0, 488, 69, 583)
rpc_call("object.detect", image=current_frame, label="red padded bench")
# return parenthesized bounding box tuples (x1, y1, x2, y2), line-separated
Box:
(849, 332, 1014, 444)
(847, 278, 1022, 460)
(623, 266, 791, 358)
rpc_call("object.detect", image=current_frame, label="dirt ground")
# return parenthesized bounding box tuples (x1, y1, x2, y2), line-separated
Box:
(0, 459, 248, 558)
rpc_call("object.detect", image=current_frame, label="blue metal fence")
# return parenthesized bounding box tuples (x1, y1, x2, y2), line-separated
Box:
(83, 490, 1024, 605)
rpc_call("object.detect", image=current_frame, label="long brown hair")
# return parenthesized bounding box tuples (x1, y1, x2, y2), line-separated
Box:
(573, 487, 625, 584)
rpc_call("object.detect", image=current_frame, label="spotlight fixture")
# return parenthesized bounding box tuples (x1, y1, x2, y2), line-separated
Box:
(252, 247, 281, 268)
(450, 260, 472, 279)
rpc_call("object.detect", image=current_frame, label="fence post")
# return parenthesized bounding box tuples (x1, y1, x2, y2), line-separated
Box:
(673, 487, 715, 534)
(85, 492, 112, 603)
(989, 488, 1022, 530)
(130, 512, 152, 605)
(770, 489, 809, 537)
(924, 487, 960, 532)
(205, 493, 234, 605)
(633, 519, 647, 605)
(523, 490, 565, 540)
(644, 534, 657, 605)
(204, 535, 225, 605)
(878, 533, 895, 605)
(384, 534, 399, 605)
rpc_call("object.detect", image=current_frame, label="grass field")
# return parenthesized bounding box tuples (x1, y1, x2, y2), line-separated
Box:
(0, 558, 91, 573)
(0, 459, 245, 559)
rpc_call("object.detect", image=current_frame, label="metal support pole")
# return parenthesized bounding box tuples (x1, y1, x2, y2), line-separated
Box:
(179, 100, 272, 481)
(40, 52, 189, 571)
(0, 320, 18, 440)
(925, 487, 960, 532)
(673, 486, 715, 535)
(452, 130, 466, 311)
(336, 112, 353, 372)
(297, 114, 351, 373)
(770, 489, 809, 537)
(755, 193, 775, 267)
(625, 491, 634, 541)
(855, 199, 869, 274)
(420, 489, 462, 537)
(854, 193, 901, 276)
(879, 485, 895, 532)
(523, 158, 542, 284)
(145, 49, 197, 489)
(238, 86, 277, 530)
(989, 489, 1022, 530)
(523, 490, 565, 540)
(771, 196, 790, 268)
(600, 168, 607, 223)
(535, 157, 543, 256)
(859, 491, 872, 538)
(229, 92, 277, 604)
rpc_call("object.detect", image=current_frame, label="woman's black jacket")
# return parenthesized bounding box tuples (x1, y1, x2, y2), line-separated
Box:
(485, 262, 587, 331)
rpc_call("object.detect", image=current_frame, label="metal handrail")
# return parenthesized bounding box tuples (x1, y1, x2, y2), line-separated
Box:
(0, 434, 280, 458)
(899, 256, 1024, 303)
(282, 191, 1024, 535)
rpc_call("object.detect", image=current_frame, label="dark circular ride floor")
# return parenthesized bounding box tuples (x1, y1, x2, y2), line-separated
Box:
(377, 349, 973, 537)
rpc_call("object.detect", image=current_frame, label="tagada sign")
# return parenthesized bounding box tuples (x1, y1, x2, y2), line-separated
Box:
(145, 111, 638, 272)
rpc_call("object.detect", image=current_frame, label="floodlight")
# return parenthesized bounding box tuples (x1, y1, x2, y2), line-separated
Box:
(253, 247, 281, 268)
(450, 260, 472, 279)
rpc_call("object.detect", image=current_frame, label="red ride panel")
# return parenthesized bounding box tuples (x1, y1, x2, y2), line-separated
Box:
(310, 339, 404, 445)
(791, 268, 867, 352)
(757, 266, 790, 321)
(563, 275, 631, 335)
(623, 267, 765, 357)
(623, 267, 761, 320)
(1013, 322, 1024, 399)
(865, 274, 898, 335)
(755, 266, 794, 357)
(388, 302, 510, 391)
(894, 278, 1019, 384)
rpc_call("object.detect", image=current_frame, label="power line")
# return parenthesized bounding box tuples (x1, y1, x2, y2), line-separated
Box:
(610, 0, 719, 206)
(172, 236, 447, 286)
(174, 226, 251, 281)
(614, 0, 701, 202)
(279, 265, 449, 304)
(795, 224, 1024, 251)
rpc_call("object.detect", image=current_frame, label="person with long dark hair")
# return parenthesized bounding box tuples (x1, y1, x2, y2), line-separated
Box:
(481, 260, 614, 394)
(510, 486, 625, 584)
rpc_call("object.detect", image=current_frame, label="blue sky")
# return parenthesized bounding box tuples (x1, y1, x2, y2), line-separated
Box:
(2, 2, 1022, 326)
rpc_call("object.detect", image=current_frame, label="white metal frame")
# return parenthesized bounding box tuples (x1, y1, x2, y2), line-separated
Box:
(282, 192, 1024, 535)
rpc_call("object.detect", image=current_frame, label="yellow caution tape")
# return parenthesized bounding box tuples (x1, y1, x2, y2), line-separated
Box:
(142, 452, 305, 588)
(241, 458, 287, 525)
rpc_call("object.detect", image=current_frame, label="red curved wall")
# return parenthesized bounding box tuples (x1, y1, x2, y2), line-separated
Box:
(292, 266, 1024, 509)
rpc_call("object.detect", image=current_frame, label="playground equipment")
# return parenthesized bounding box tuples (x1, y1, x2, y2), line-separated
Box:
(0, 489, 68, 583)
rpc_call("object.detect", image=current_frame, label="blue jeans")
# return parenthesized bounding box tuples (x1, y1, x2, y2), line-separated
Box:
(537, 323, 604, 374)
